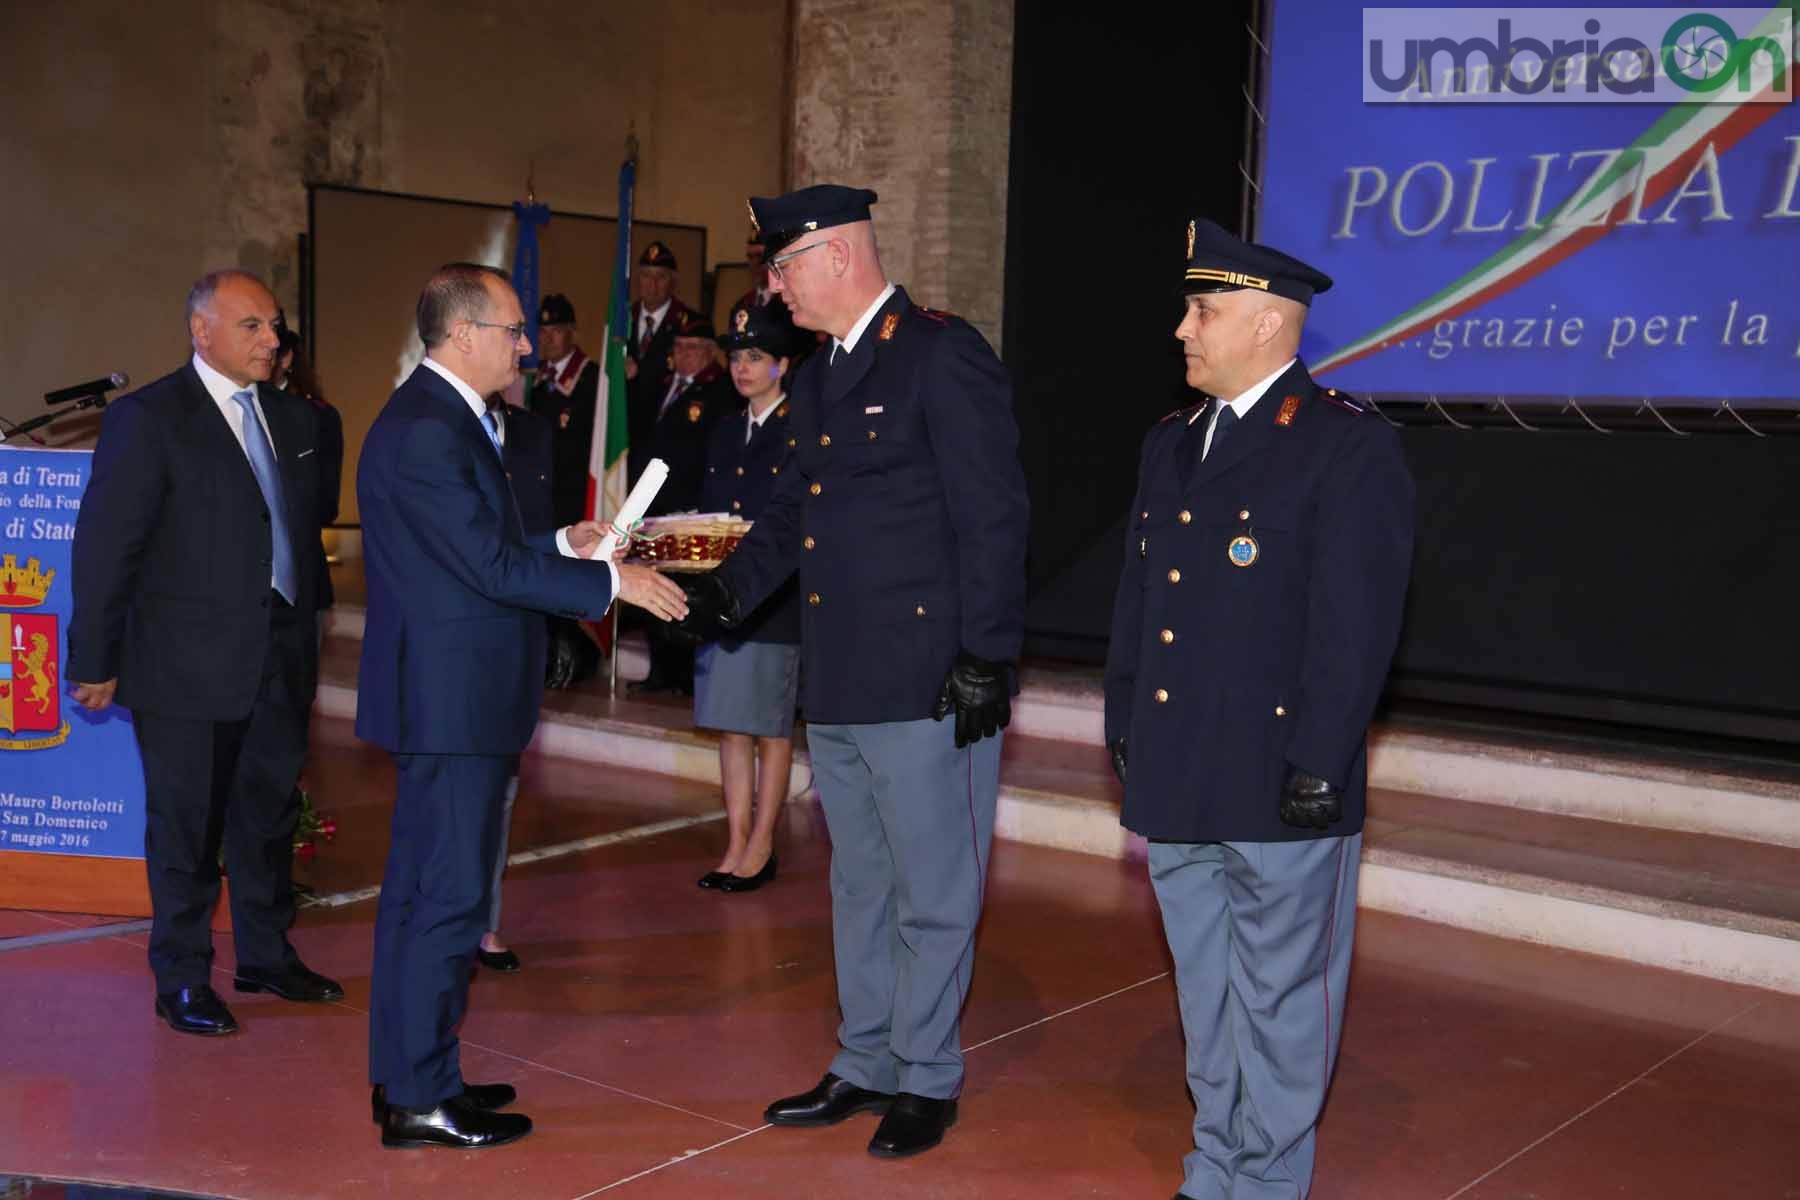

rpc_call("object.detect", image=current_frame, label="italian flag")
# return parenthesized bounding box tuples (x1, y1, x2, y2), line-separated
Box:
(586, 154, 636, 531)
(1316, 12, 1792, 378)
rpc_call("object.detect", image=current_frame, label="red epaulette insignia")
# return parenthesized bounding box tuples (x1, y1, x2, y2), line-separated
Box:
(912, 305, 950, 325)
(878, 313, 900, 341)
(1276, 394, 1300, 426)
(1322, 387, 1364, 414)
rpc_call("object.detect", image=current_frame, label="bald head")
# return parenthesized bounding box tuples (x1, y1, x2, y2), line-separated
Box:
(766, 219, 889, 339)
(188, 271, 281, 388)
(1175, 287, 1309, 400)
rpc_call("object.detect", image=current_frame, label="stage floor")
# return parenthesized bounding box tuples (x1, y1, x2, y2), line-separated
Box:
(2, 716, 1797, 1199)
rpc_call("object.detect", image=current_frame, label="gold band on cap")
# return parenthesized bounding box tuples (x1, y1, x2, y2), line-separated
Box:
(1185, 267, 1271, 291)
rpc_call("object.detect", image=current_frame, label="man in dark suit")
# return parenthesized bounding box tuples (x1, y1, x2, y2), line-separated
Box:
(1104, 220, 1414, 1200)
(679, 186, 1030, 1159)
(356, 263, 687, 1149)
(624, 241, 692, 485)
(69, 270, 342, 1037)
(524, 292, 600, 528)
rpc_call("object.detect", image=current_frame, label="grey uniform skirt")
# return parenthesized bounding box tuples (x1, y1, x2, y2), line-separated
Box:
(693, 639, 801, 738)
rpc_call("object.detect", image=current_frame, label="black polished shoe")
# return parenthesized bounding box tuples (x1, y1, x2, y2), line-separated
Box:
(372, 1082, 518, 1125)
(475, 947, 521, 972)
(233, 962, 345, 1003)
(154, 985, 239, 1036)
(697, 870, 732, 889)
(381, 1094, 532, 1149)
(868, 1093, 958, 1158)
(764, 1072, 894, 1127)
(717, 854, 778, 894)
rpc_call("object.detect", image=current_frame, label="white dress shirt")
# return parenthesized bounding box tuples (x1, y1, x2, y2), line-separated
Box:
(1203, 357, 1296, 459)
(745, 392, 785, 443)
(830, 282, 898, 363)
(421, 356, 618, 593)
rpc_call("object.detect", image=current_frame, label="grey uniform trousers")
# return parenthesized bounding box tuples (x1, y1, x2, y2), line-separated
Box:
(1151, 833, 1360, 1200)
(805, 717, 1003, 1099)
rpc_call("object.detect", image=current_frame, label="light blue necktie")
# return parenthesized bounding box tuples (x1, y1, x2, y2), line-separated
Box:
(232, 388, 297, 604)
(480, 409, 504, 457)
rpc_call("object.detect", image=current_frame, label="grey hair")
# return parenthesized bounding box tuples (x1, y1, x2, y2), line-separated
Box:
(417, 262, 512, 347)
(185, 270, 268, 324)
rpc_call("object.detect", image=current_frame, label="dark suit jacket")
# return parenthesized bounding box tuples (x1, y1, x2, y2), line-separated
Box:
(525, 354, 599, 527)
(700, 398, 800, 645)
(645, 369, 736, 516)
(68, 363, 325, 721)
(308, 395, 344, 609)
(497, 401, 557, 538)
(716, 286, 1030, 724)
(626, 298, 691, 483)
(1103, 362, 1416, 843)
(354, 364, 615, 756)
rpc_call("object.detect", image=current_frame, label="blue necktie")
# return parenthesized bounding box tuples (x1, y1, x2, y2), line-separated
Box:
(232, 389, 297, 604)
(1208, 402, 1239, 459)
(480, 409, 503, 457)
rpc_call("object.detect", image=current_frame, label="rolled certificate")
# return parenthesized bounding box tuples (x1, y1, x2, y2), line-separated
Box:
(594, 457, 669, 560)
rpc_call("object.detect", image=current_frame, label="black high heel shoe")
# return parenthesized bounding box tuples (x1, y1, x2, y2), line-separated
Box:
(697, 870, 732, 889)
(717, 853, 778, 893)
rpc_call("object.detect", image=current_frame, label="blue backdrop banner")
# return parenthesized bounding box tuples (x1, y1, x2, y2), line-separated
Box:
(0, 447, 145, 860)
(1257, 1, 1800, 403)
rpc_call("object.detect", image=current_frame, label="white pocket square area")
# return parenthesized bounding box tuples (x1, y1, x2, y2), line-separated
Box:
(865, 405, 884, 414)
(297, 448, 316, 458)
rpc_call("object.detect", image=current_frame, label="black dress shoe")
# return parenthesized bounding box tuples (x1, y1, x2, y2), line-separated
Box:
(717, 854, 778, 893)
(381, 1094, 532, 1149)
(233, 962, 345, 1003)
(476, 947, 521, 972)
(372, 1082, 517, 1124)
(868, 1093, 958, 1158)
(154, 985, 239, 1036)
(697, 871, 732, 889)
(764, 1072, 894, 1126)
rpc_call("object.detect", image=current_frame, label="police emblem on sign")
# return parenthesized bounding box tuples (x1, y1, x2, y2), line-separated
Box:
(0, 553, 69, 750)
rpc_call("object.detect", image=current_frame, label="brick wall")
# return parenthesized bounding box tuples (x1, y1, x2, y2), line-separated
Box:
(789, 0, 1014, 350)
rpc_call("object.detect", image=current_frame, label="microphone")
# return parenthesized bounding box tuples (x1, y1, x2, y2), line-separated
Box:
(44, 372, 129, 405)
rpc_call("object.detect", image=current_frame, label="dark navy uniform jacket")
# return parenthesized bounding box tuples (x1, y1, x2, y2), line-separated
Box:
(645, 368, 736, 515)
(526, 355, 600, 527)
(700, 398, 801, 646)
(1103, 361, 1414, 843)
(715, 286, 1029, 724)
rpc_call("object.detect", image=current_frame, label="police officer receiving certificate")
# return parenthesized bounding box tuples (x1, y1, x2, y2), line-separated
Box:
(679, 184, 1029, 1159)
(1105, 219, 1413, 1200)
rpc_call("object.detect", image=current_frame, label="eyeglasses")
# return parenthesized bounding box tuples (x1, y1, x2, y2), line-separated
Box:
(767, 240, 828, 282)
(468, 320, 529, 342)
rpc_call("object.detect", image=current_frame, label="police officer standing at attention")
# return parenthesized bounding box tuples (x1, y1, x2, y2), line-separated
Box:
(1105, 219, 1414, 1200)
(679, 185, 1029, 1159)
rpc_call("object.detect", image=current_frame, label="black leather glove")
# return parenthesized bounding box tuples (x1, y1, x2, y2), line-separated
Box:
(1279, 765, 1343, 830)
(932, 651, 1014, 748)
(1109, 736, 1128, 786)
(669, 571, 740, 645)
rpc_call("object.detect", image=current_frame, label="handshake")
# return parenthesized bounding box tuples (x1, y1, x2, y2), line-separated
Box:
(668, 571, 1015, 748)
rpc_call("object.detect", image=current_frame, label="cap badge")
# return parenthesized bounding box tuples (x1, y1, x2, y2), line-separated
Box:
(1228, 534, 1259, 568)
(1276, 395, 1300, 426)
(735, 309, 750, 333)
(878, 313, 899, 341)
(687, 401, 703, 423)
(1186, 219, 1196, 259)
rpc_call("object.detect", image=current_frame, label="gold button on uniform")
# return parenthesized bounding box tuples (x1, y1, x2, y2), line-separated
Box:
(867, 430, 878, 441)
(735, 466, 745, 476)
(1239, 509, 1250, 520)
(819, 434, 831, 447)
(1141, 510, 1149, 520)
(771, 465, 780, 474)
(1154, 688, 1169, 703)
(1159, 629, 1174, 644)
(1178, 510, 1191, 524)
(788, 438, 797, 448)
(803, 536, 816, 550)
(808, 592, 821, 606)
(1167, 568, 1181, 583)
(809, 482, 822, 496)
(915, 605, 927, 616)
(731, 500, 741, 510)
(1274, 705, 1287, 716)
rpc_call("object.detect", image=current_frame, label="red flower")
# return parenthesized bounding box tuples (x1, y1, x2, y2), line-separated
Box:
(295, 841, 318, 865)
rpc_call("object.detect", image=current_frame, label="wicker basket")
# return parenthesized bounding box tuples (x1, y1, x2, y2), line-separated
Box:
(623, 513, 753, 572)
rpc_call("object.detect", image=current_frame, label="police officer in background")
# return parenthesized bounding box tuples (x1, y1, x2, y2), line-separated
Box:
(679, 185, 1029, 1159)
(527, 293, 601, 529)
(1105, 219, 1414, 1200)
(625, 241, 693, 485)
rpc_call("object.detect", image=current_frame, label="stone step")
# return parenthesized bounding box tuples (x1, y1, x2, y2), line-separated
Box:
(314, 634, 1800, 993)
(323, 605, 1800, 849)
